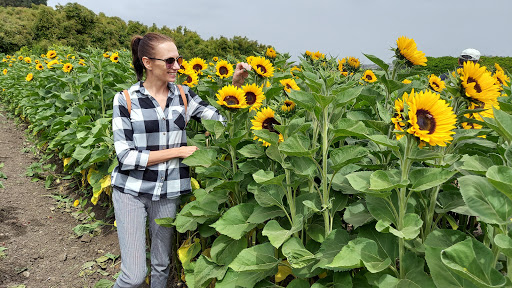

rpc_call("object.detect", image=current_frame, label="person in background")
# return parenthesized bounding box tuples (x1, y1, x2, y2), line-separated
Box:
(111, 32, 250, 287)
(440, 48, 481, 81)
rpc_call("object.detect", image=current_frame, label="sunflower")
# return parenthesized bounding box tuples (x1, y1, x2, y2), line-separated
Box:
(242, 83, 265, 111)
(460, 61, 501, 105)
(47, 59, 59, 69)
(250, 56, 274, 78)
(347, 57, 360, 69)
(402, 79, 412, 84)
(189, 57, 208, 73)
(178, 60, 190, 73)
(216, 85, 248, 109)
(391, 93, 410, 140)
(2, 69, 7, 75)
(110, 53, 119, 63)
(35, 59, 40, 64)
(266, 47, 277, 58)
(103, 52, 110, 58)
(405, 89, 457, 146)
(181, 68, 199, 88)
(26, 73, 33, 81)
(461, 102, 497, 130)
(24, 57, 31, 64)
(216, 60, 234, 79)
(251, 107, 284, 147)
(494, 70, 510, 88)
(62, 63, 73, 73)
(337, 59, 345, 73)
(395, 36, 427, 66)
(428, 74, 446, 92)
(311, 51, 325, 61)
(46, 50, 57, 59)
(36, 63, 44, 71)
(280, 78, 300, 93)
(79, 59, 86, 66)
(361, 70, 377, 83)
(213, 57, 218, 62)
(246, 56, 255, 65)
(281, 100, 296, 113)
(290, 66, 301, 77)
(17, 56, 23, 61)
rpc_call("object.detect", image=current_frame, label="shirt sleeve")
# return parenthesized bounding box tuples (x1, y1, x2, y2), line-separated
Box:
(185, 87, 225, 123)
(112, 91, 150, 171)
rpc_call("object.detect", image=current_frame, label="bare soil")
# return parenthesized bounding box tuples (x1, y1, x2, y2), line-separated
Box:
(0, 108, 123, 288)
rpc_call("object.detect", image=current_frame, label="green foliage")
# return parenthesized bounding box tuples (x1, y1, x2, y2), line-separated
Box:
(425, 55, 512, 75)
(0, 0, 46, 7)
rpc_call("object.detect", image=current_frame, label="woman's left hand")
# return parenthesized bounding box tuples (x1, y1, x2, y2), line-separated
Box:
(232, 62, 252, 87)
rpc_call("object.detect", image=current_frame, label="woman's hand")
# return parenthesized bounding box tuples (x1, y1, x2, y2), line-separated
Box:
(179, 146, 199, 158)
(232, 62, 252, 87)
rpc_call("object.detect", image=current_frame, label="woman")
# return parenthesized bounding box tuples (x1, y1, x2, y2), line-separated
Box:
(111, 32, 250, 287)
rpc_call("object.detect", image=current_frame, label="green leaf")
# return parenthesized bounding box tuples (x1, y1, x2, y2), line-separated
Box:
(252, 170, 285, 185)
(194, 255, 229, 287)
(343, 200, 374, 229)
(248, 183, 285, 209)
(94, 279, 115, 288)
(228, 242, 280, 272)
(494, 234, 512, 258)
(253, 129, 279, 146)
(247, 205, 286, 224)
(458, 175, 512, 225)
(366, 195, 397, 226)
(493, 108, 512, 142)
(287, 279, 310, 288)
(409, 168, 457, 192)
(216, 268, 278, 288)
(72, 146, 91, 162)
(313, 92, 334, 109)
(457, 155, 494, 175)
(210, 203, 257, 240)
(238, 144, 265, 158)
(202, 119, 226, 139)
(333, 85, 364, 106)
(388, 213, 423, 240)
(262, 215, 303, 248)
(369, 169, 409, 192)
(313, 229, 351, 270)
(486, 165, 512, 201)
(154, 217, 174, 228)
(278, 134, 318, 157)
(329, 146, 369, 172)
(345, 171, 391, 197)
(334, 119, 368, 138)
(211, 235, 248, 266)
(182, 149, 218, 168)
(441, 238, 507, 288)
(283, 156, 317, 178)
(363, 54, 389, 71)
(281, 237, 317, 269)
(366, 134, 399, 151)
(327, 238, 389, 272)
(288, 89, 317, 111)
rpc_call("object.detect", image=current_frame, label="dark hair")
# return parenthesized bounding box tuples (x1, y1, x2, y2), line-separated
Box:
(130, 33, 174, 81)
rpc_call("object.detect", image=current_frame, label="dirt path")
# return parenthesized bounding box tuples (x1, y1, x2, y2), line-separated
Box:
(0, 107, 121, 288)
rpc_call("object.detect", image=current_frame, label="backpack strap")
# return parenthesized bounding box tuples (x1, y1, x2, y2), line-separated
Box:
(122, 90, 131, 115)
(177, 85, 188, 126)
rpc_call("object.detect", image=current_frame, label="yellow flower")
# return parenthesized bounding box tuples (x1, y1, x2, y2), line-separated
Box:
(251, 107, 283, 146)
(402, 79, 412, 84)
(460, 61, 501, 105)
(26, 73, 33, 81)
(215, 60, 234, 79)
(361, 70, 377, 83)
(290, 66, 301, 77)
(36, 63, 44, 71)
(17, 55, 23, 61)
(347, 57, 360, 69)
(35, 59, 40, 64)
(395, 36, 427, 66)
(462, 102, 497, 130)
(47, 59, 59, 69)
(79, 59, 86, 66)
(46, 50, 57, 59)
(8, 64, 12, 67)
(103, 52, 110, 58)
(281, 100, 296, 112)
(62, 63, 73, 73)
(188, 57, 208, 73)
(405, 89, 457, 146)
(24, 57, 31, 64)
(73, 200, 79, 207)
(250, 56, 274, 78)
(110, 53, 119, 63)
(242, 83, 265, 111)
(391, 93, 410, 140)
(280, 78, 300, 93)
(216, 85, 248, 109)
(213, 56, 218, 62)
(181, 68, 199, 88)
(2, 69, 7, 75)
(494, 69, 510, 88)
(308, 51, 325, 61)
(428, 74, 446, 92)
(265, 47, 277, 58)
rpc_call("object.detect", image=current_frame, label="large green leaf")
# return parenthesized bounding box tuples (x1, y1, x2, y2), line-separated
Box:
(409, 168, 457, 192)
(327, 238, 390, 272)
(210, 203, 257, 240)
(458, 175, 512, 225)
(283, 156, 317, 178)
(343, 200, 374, 228)
(238, 144, 265, 158)
(494, 234, 512, 258)
(262, 215, 303, 248)
(288, 89, 317, 111)
(216, 268, 278, 288)
(252, 129, 280, 146)
(493, 107, 512, 143)
(252, 170, 286, 185)
(333, 85, 364, 106)
(388, 213, 422, 240)
(248, 183, 285, 209)
(424, 229, 478, 288)
(313, 229, 351, 270)
(278, 134, 318, 157)
(486, 165, 512, 201)
(247, 205, 286, 224)
(346, 171, 392, 197)
(334, 119, 369, 138)
(359, 226, 398, 270)
(194, 255, 229, 288)
(369, 169, 409, 192)
(182, 148, 218, 168)
(329, 145, 369, 172)
(441, 238, 507, 288)
(210, 235, 248, 266)
(457, 155, 494, 175)
(228, 242, 280, 272)
(366, 195, 397, 226)
(282, 237, 317, 269)
(363, 54, 389, 72)
(201, 119, 226, 139)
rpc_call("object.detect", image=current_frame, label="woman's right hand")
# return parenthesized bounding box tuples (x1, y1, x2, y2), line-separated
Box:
(179, 146, 199, 158)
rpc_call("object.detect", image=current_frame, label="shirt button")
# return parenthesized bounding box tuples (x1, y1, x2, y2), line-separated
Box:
(163, 117, 166, 120)
(163, 132, 166, 135)
(161, 177, 164, 180)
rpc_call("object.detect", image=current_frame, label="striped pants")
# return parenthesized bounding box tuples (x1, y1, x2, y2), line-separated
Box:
(113, 188, 179, 288)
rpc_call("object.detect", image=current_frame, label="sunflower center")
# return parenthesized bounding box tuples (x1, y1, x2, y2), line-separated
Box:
(262, 117, 281, 134)
(467, 77, 482, 93)
(285, 101, 292, 107)
(416, 109, 436, 134)
(219, 66, 228, 75)
(245, 92, 256, 105)
(193, 64, 202, 71)
(257, 64, 267, 74)
(224, 96, 239, 106)
(186, 75, 193, 83)
(365, 74, 373, 80)
(286, 84, 292, 90)
(431, 82, 439, 89)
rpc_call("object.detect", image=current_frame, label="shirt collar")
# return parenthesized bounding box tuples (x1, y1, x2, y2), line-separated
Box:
(136, 81, 177, 97)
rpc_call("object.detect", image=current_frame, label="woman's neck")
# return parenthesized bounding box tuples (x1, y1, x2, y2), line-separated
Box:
(143, 77, 169, 99)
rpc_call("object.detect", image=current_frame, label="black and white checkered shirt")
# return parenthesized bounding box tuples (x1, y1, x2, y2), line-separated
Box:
(111, 81, 224, 200)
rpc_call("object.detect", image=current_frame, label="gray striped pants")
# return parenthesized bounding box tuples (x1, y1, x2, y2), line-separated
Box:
(113, 188, 179, 288)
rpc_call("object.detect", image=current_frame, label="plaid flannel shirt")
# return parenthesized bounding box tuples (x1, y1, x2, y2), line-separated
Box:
(111, 81, 224, 200)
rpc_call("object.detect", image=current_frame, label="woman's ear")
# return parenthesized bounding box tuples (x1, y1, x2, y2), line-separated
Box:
(142, 57, 152, 71)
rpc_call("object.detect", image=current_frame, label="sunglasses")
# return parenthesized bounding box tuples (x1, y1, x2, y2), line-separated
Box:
(147, 56, 183, 68)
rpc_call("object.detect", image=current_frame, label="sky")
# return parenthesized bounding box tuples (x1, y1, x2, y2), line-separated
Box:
(47, 0, 512, 64)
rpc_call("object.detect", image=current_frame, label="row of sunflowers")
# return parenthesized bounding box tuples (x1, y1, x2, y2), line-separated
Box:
(1, 36, 512, 287)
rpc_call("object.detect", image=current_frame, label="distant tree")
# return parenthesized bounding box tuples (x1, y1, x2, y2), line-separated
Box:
(0, 0, 46, 7)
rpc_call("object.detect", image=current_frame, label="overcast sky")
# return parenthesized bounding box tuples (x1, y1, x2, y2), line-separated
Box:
(47, 0, 511, 64)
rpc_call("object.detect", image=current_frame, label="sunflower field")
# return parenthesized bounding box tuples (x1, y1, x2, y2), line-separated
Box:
(1, 36, 512, 287)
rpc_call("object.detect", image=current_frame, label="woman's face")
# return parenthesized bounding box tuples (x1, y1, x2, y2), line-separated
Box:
(147, 41, 181, 83)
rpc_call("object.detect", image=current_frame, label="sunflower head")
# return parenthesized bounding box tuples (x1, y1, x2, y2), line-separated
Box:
(280, 78, 300, 93)
(24, 57, 31, 64)
(2, 69, 6, 75)
(216, 85, 248, 109)
(47, 50, 57, 59)
(242, 83, 265, 111)
(213, 56, 219, 62)
(402, 79, 412, 84)
(347, 57, 360, 69)
(189, 57, 208, 73)
(250, 56, 275, 78)
(361, 70, 377, 83)
(181, 68, 199, 87)
(110, 53, 119, 63)
(266, 47, 277, 58)
(216, 60, 234, 79)
(251, 107, 283, 146)
(103, 52, 110, 58)
(281, 100, 296, 113)
(428, 74, 446, 92)
(26, 73, 33, 82)
(460, 61, 501, 105)
(62, 63, 73, 73)
(47, 59, 59, 69)
(494, 69, 510, 88)
(36, 63, 44, 71)
(290, 66, 302, 77)
(404, 89, 457, 146)
(461, 102, 497, 130)
(395, 36, 427, 66)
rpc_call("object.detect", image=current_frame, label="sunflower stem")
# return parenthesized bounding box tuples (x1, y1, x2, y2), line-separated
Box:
(321, 106, 331, 237)
(398, 134, 414, 279)
(227, 112, 241, 204)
